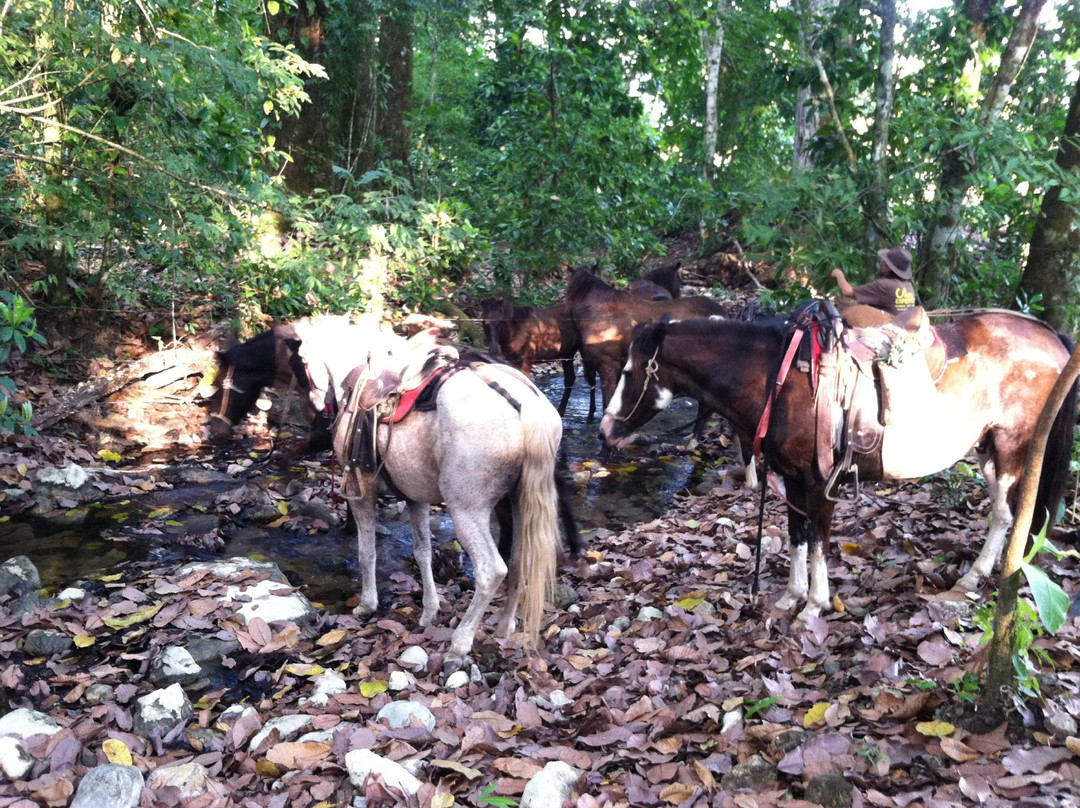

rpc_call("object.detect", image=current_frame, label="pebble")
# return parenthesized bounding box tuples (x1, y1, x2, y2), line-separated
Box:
(397, 646, 429, 673)
(70, 764, 143, 808)
(377, 700, 436, 732)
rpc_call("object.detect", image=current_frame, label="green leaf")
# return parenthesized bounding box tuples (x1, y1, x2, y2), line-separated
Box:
(1020, 561, 1069, 635)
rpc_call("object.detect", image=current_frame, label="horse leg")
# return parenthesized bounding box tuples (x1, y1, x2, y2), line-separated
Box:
(733, 432, 759, 491)
(774, 479, 835, 621)
(584, 362, 598, 422)
(444, 507, 507, 674)
(344, 472, 379, 617)
(956, 450, 1017, 592)
(407, 501, 440, 627)
(557, 359, 575, 416)
(494, 499, 523, 639)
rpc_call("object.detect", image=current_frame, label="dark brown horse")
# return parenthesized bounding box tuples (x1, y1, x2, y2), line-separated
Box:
(600, 309, 1078, 622)
(205, 321, 332, 448)
(628, 260, 682, 301)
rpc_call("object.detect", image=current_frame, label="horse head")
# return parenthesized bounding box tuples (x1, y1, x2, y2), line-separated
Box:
(480, 297, 512, 358)
(599, 316, 673, 448)
(205, 330, 276, 441)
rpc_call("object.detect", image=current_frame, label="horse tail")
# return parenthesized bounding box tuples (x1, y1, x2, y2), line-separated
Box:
(1034, 332, 1079, 533)
(514, 385, 563, 644)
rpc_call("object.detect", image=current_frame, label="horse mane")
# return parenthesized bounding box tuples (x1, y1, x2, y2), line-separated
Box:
(565, 266, 618, 305)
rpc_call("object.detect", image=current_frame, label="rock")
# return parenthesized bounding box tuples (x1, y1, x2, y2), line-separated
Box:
(0, 735, 33, 780)
(444, 670, 470, 690)
(301, 670, 348, 707)
(548, 690, 574, 709)
(83, 684, 114, 706)
(775, 729, 808, 752)
(21, 628, 73, 657)
(1046, 711, 1079, 741)
(377, 700, 436, 732)
(635, 606, 664, 622)
(223, 577, 317, 625)
(35, 463, 89, 491)
(552, 582, 578, 609)
(397, 646, 429, 673)
(388, 670, 413, 692)
(0, 707, 62, 739)
(520, 761, 582, 808)
(248, 714, 313, 752)
(345, 749, 422, 796)
(70, 764, 144, 808)
(184, 634, 241, 666)
(0, 556, 40, 598)
(7, 591, 44, 618)
(805, 772, 855, 808)
(57, 586, 87, 601)
(134, 683, 194, 739)
(146, 761, 210, 799)
(720, 754, 778, 792)
(148, 646, 202, 686)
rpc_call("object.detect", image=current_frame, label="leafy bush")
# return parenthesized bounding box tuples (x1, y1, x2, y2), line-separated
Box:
(0, 292, 47, 435)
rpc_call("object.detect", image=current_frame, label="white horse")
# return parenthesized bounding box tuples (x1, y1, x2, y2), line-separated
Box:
(291, 316, 563, 674)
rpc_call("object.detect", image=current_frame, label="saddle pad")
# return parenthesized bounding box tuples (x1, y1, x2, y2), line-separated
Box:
(387, 366, 447, 423)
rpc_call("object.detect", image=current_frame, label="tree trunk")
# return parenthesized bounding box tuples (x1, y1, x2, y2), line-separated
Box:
(983, 344, 1080, 715)
(920, 0, 1048, 305)
(862, 0, 897, 262)
(1018, 72, 1080, 332)
(377, 6, 414, 179)
(701, 3, 726, 184)
(264, 0, 333, 194)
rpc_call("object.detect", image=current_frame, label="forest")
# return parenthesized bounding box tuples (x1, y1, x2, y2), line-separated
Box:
(2, 1, 1080, 806)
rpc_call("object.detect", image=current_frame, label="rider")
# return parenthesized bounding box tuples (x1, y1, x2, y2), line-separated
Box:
(830, 246, 917, 316)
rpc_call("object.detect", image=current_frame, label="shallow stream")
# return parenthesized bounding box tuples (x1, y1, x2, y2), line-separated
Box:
(0, 369, 731, 611)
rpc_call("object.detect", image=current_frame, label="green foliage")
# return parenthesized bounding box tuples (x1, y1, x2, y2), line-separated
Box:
(239, 168, 483, 322)
(477, 782, 518, 808)
(0, 292, 47, 435)
(975, 528, 1072, 704)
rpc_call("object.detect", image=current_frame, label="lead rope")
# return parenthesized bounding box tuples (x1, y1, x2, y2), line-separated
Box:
(606, 346, 661, 424)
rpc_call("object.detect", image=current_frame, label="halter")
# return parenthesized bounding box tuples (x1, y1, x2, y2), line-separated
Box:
(606, 346, 661, 424)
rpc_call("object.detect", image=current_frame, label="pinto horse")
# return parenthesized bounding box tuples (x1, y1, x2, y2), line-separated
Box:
(291, 316, 567, 673)
(600, 309, 1078, 623)
(205, 321, 332, 448)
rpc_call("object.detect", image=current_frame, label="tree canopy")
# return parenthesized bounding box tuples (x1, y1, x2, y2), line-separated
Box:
(1, 0, 1078, 326)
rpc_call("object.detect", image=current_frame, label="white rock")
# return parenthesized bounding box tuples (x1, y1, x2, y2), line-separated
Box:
(377, 700, 436, 732)
(444, 670, 470, 690)
(301, 670, 348, 707)
(345, 749, 422, 795)
(722, 707, 743, 733)
(0, 708, 62, 739)
(57, 587, 87, 601)
(70, 764, 144, 808)
(635, 606, 664, 622)
(223, 578, 317, 625)
(397, 646, 429, 673)
(248, 714, 314, 752)
(134, 683, 194, 738)
(520, 761, 583, 808)
(36, 463, 88, 489)
(146, 761, 210, 798)
(388, 670, 412, 692)
(149, 646, 202, 685)
(548, 690, 574, 709)
(0, 735, 32, 780)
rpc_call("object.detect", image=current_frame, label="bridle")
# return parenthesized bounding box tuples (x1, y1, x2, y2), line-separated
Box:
(605, 345, 661, 424)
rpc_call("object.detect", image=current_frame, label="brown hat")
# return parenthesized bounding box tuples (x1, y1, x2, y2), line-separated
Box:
(878, 246, 912, 280)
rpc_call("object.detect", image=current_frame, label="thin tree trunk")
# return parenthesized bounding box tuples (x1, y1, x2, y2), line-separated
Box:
(1018, 74, 1080, 332)
(377, 6, 414, 179)
(863, 0, 896, 260)
(920, 0, 1048, 304)
(701, 3, 726, 183)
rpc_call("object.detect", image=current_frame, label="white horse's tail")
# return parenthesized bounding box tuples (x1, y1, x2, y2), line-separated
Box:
(514, 382, 562, 643)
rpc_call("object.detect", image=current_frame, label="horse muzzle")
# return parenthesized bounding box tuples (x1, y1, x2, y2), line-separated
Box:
(599, 413, 634, 448)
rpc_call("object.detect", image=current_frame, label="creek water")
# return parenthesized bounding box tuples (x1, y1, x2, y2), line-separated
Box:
(0, 369, 727, 611)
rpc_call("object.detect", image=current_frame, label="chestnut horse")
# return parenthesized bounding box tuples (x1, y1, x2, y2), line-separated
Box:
(600, 310, 1078, 622)
(292, 316, 567, 673)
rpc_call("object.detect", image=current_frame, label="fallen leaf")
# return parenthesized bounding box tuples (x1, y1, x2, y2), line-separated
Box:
(915, 720, 955, 737)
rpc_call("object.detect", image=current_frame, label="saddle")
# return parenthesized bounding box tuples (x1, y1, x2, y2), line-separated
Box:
(807, 306, 967, 489)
